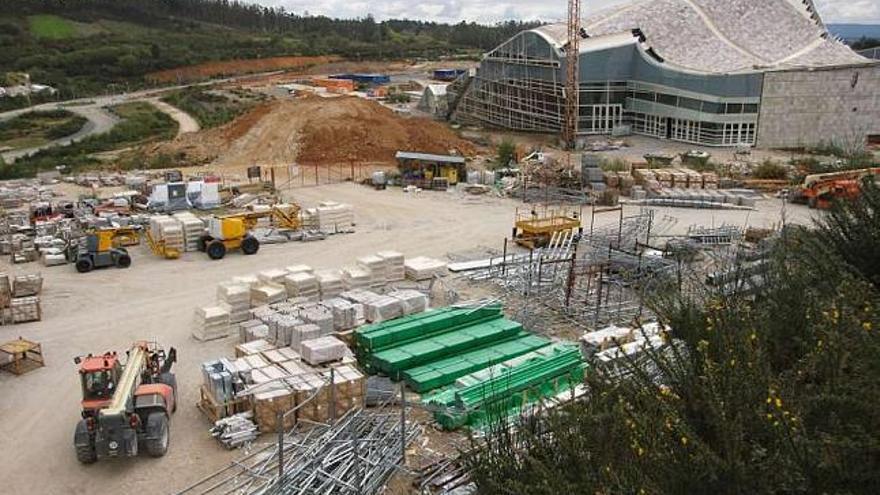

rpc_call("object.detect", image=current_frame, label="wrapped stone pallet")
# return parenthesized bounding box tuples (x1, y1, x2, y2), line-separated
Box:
(404, 256, 448, 281)
(217, 282, 251, 324)
(251, 284, 287, 307)
(357, 255, 387, 288)
(283, 272, 319, 301)
(363, 295, 404, 323)
(341, 266, 371, 291)
(172, 211, 206, 252)
(377, 251, 405, 282)
(317, 270, 344, 299)
(194, 305, 231, 341)
(149, 216, 185, 254)
(301, 336, 348, 365)
(291, 323, 323, 352)
(388, 289, 429, 316)
(238, 319, 269, 343)
(315, 201, 355, 234)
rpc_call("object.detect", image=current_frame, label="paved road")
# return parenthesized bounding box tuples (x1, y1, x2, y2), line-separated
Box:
(0, 70, 283, 163)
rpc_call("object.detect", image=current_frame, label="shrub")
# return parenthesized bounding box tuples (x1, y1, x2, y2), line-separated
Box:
(752, 159, 789, 180)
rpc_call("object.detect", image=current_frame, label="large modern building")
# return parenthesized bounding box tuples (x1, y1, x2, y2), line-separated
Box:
(449, 0, 880, 148)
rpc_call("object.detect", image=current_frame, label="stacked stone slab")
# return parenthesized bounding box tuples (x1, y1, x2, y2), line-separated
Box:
(377, 251, 405, 282)
(388, 289, 429, 316)
(357, 255, 387, 289)
(149, 216, 185, 254)
(404, 256, 448, 281)
(315, 201, 355, 234)
(194, 305, 231, 341)
(291, 323, 324, 352)
(325, 298, 363, 331)
(239, 319, 269, 342)
(172, 211, 206, 252)
(317, 270, 344, 299)
(285, 264, 313, 275)
(251, 284, 286, 307)
(301, 336, 349, 365)
(217, 282, 251, 324)
(284, 272, 319, 301)
(258, 269, 289, 285)
(341, 265, 371, 291)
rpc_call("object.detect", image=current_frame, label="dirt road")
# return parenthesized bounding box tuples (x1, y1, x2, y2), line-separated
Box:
(148, 99, 201, 137)
(0, 183, 815, 494)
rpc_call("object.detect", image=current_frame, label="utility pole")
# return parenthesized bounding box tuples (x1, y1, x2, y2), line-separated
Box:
(563, 0, 581, 150)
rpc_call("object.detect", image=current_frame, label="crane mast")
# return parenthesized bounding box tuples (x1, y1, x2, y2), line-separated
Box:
(563, 0, 581, 149)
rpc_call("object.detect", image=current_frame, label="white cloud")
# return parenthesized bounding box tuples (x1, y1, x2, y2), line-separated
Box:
(248, 0, 880, 24)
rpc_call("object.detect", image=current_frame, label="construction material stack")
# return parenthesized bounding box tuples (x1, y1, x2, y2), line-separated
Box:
(377, 251, 405, 282)
(357, 255, 387, 289)
(217, 282, 251, 324)
(341, 265, 371, 291)
(425, 343, 585, 430)
(317, 270, 344, 299)
(149, 216, 185, 255)
(172, 211, 206, 252)
(404, 256, 448, 281)
(194, 305, 231, 341)
(313, 201, 355, 234)
(0, 273, 43, 324)
(284, 271, 319, 301)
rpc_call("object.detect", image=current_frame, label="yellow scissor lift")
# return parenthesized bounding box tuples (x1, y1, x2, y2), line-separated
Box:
(512, 206, 583, 249)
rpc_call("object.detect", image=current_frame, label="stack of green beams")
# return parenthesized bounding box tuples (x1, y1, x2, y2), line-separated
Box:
(424, 343, 586, 430)
(402, 333, 551, 392)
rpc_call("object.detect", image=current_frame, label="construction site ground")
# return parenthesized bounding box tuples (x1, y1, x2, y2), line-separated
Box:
(0, 182, 816, 495)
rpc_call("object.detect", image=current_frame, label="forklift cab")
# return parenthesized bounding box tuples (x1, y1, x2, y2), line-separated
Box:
(77, 354, 122, 406)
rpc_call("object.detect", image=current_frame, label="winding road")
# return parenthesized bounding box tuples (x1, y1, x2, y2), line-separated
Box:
(0, 70, 283, 163)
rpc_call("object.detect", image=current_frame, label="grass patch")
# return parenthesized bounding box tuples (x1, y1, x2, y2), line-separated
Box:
(1, 102, 177, 178)
(161, 88, 261, 129)
(27, 14, 76, 39)
(0, 110, 87, 150)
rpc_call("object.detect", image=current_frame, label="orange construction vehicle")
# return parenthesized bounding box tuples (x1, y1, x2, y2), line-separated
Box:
(73, 341, 177, 463)
(792, 167, 880, 209)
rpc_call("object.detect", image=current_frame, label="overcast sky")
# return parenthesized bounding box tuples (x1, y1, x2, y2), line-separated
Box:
(248, 0, 880, 24)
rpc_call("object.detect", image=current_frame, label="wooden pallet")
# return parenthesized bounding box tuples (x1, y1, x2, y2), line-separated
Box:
(196, 385, 251, 423)
(0, 338, 45, 375)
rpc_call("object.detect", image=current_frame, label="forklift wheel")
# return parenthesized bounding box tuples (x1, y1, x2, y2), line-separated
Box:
(241, 236, 260, 255)
(116, 253, 132, 269)
(206, 241, 226, 260)
(75, 259, 93, 273)
(197, 235, 212, 252)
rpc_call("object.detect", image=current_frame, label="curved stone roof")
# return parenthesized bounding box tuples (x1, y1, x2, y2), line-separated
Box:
(532, 0, 870, 74)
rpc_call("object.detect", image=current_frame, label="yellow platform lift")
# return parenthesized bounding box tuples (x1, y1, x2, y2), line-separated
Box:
(512, 206, 583, 249)
(199, 204, 301, 260)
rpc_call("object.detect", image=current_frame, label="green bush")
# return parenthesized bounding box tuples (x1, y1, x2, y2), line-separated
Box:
(599, 157, 629, 172)
(752, 159, 789, 180)
(467, 183, 880, 494)
(496, 139, 516, 168)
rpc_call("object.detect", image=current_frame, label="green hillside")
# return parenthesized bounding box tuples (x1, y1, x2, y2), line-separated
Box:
(0, 0, 540, 110)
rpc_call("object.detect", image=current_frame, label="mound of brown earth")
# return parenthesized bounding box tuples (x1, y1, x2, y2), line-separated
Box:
(146, 56, 337, 84)
(296, 96, 476, 164)
(147, 95, 478, 171)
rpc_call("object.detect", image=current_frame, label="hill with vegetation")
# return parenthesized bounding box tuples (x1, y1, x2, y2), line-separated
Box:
(0, 0, 540, 109)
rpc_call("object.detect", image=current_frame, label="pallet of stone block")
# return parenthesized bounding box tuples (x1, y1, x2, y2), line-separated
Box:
(300, 336, 349, 365)
(315, 201, 355, 234)
(287, 370, 331, 423)
(341, 265, 371, 291)
(267, 314, 304, 347)
(193, 305, 231, 341)
(387, 289, 429, 316)
(251, 284, 287, 307)
(172, 212, 206, 252)
(290, 323, 323, 352)
(316, 270, 344, 299)
(297, 303, 334, 335)
(12, 274, 43, 297)
(231, 353, 271, 383)
(324, 364, 366, 404)
(377, 251, 405, 282)
(285, 264, 313, 275)
(404, 256, 448, 281)
(362, 295, 404, 323)
(357, 255, 387, 288)
(324, 298, 362, 331)
(149, 216, 185, 252)
(10, 296, 41, 323)
(283, 272, 319, 301)
(262, 346, 301, 365)
(232, 274, 261, 288)
(217, 282, 251, 323)
(235, 338, 277, 358)
(258, 268, 289, 285)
